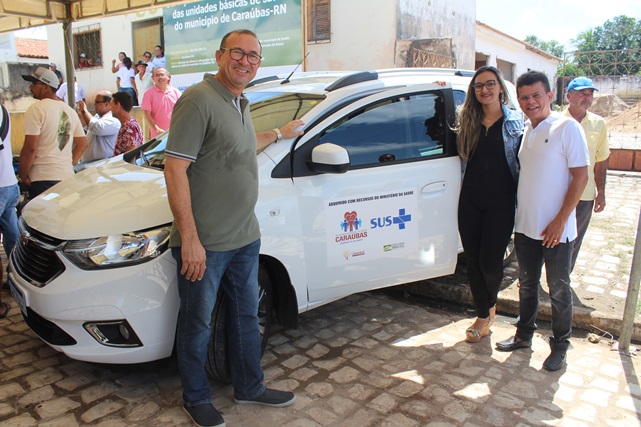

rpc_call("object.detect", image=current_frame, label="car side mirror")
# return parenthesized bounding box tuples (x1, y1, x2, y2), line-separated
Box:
(307, 143, 350, 174)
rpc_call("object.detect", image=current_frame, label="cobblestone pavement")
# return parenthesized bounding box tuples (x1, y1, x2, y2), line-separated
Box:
(570, 171, 641, 321)
(1, 288, 640, 426)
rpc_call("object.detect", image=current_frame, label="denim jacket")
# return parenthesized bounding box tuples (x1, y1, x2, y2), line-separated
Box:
(461, 104, 524, 187)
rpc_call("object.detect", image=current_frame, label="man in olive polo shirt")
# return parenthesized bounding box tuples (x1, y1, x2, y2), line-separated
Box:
(163, 29, 302, 427)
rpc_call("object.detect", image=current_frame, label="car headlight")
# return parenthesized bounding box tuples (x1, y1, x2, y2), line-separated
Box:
(62, 225, 171, 270)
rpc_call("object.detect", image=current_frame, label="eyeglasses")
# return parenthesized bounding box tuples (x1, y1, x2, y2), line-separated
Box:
(220, 47, 262, 65)
(94, 99, 108, 104)
(518, 93, 545, 102)
(473, 80, 497, 91)
(144, 55, 151, 59)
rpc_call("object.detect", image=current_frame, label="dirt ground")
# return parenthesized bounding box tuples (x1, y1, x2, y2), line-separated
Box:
(606, 99, 641, 132)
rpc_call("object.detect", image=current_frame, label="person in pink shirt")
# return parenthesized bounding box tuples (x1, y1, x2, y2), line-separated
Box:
(141, 67, 181, 137)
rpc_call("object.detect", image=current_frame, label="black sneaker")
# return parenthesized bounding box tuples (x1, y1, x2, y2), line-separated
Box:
(183, 403, 225, 427)
(234, 388, 296, 407)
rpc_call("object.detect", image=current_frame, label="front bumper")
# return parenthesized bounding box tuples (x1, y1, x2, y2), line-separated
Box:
(8, 250, 179, 364)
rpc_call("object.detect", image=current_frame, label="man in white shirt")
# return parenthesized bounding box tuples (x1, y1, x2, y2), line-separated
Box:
(134, 61, 154, 105)
(496, 71, 589, 372)
(56, 76, 86, 106)
(76, 90, 121, 162)
(20, 67, 87, 198)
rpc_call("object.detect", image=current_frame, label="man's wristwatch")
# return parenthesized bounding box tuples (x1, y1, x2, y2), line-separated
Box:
(272, 128, 282, 143)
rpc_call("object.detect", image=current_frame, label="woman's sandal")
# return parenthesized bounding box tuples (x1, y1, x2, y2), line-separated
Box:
(465, 316, 493, 343)
(0, 302, 10, 319)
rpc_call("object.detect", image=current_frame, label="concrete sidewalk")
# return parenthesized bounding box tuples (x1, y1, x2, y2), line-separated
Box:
(408, 171, 641, 342)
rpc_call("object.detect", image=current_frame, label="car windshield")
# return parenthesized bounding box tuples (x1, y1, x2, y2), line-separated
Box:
(125, 92, 325, 170)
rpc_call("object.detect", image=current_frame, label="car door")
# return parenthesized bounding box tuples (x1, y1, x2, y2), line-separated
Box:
(290, 84, 461, 304)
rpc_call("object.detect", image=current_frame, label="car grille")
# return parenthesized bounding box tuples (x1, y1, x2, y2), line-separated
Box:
(11, 218, 65, 287)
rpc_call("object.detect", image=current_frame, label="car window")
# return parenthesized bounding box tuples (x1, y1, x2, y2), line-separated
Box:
(127, 93, 325, 170)
(246, 93, 325, 132)
(318, 92, 446, 168)
(124, 132, 169, 169)
(453, 89, 466, 108)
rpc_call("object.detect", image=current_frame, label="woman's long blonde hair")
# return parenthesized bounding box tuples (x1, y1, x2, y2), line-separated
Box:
(454, 66, 510, 161)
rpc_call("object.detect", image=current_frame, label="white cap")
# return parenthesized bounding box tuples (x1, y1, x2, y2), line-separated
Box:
(22, 67, 59, 89)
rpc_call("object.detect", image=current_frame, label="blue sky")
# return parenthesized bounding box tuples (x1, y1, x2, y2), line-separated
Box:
(476, 0, 641, 51)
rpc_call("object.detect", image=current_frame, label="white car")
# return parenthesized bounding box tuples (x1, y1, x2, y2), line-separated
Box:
(8, 68, 517, 380)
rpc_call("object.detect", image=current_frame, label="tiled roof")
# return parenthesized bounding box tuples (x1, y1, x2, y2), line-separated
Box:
(15, 38, 49, 59)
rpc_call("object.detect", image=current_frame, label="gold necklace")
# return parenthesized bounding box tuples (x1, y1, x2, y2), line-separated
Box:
(482, 115, 502, 135)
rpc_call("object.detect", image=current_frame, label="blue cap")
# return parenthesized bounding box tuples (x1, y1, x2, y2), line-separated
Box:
(567, 77, 598, 92)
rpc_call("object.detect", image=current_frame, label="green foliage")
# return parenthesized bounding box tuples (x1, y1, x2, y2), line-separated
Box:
(567, 16, 641, 76)
(524, 35, 564, 58)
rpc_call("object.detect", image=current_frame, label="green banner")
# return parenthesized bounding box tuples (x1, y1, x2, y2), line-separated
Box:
(164, 0, 302, 76)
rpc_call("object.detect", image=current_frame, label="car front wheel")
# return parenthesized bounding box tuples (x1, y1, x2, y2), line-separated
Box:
(205, 264, 274, 382)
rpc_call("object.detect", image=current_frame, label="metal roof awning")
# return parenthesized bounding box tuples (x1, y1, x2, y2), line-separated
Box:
(0, 0, 191, 33)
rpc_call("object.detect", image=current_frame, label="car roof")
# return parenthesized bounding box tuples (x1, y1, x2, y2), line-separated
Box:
(246, 68, 475, 95)
(246, 68, 521, 112)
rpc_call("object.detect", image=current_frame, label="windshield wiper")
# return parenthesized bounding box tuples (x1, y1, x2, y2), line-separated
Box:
(140, 149, 150, 167)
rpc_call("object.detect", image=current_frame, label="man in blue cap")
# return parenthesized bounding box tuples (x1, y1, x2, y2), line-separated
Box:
(562, 77, 610, 272)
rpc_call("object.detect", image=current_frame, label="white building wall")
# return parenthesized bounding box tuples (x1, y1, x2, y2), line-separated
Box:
(0, 33, 16, 90)
(0, 34, 17, 63)
(305, 0, 476, 72)
(475, 24, 560, 89)
(305, 0, 398, 71)
(397, 0, 475, 70)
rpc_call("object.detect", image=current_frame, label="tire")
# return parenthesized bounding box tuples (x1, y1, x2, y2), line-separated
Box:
(205, 264, 274, 382)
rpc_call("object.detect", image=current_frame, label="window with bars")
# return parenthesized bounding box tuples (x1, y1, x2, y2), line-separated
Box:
(307, 0, 330, 43)
(72, 24, 102, 69)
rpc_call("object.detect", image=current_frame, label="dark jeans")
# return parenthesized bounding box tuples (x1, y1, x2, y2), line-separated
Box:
(458, 187, 515, 318)
(515, 233, 574, 343)
(172, 239, 265, 406)
(28, 180, 59, 199)
(570, 200, 594, 272)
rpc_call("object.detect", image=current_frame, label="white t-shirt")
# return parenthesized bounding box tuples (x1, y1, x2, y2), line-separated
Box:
(0, 106, 17, 187)
(23, 98, 85, 182)
(516, 112, 590, 242)
(151, 55, 166, 69)
(56, 82, 86, 104)
(135, 71, 154, 105)
(117, 67, 135, 89)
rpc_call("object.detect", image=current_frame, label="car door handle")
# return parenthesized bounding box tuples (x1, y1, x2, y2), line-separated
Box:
(421, 181, 447, 194)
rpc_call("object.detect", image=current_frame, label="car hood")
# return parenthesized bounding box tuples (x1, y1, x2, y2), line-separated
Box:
(23, 159, 172, 240)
